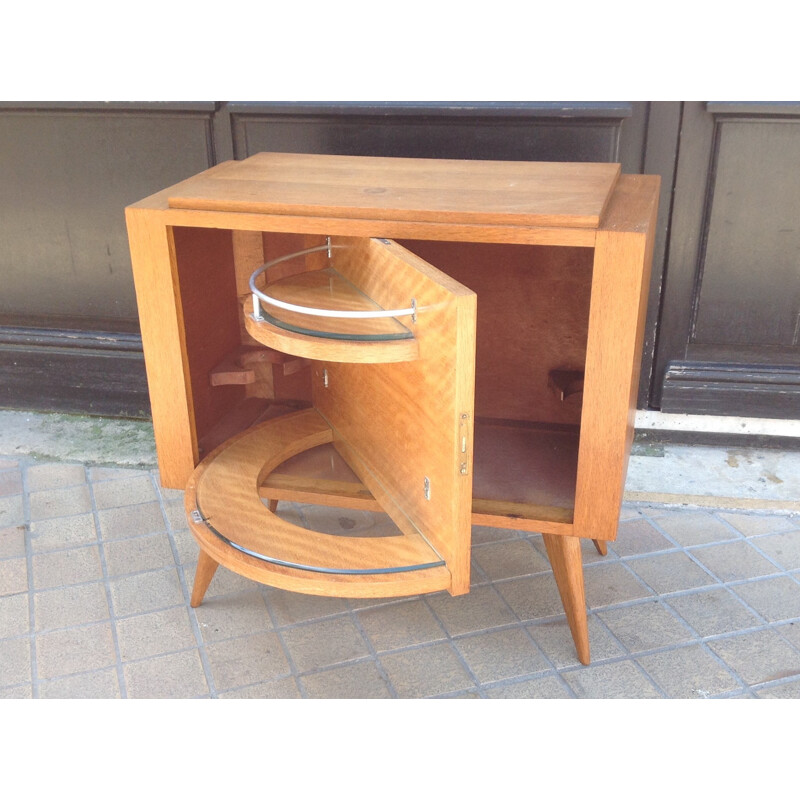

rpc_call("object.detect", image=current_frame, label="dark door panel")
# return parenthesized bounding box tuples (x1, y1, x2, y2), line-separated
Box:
(654, 102, 800, 419)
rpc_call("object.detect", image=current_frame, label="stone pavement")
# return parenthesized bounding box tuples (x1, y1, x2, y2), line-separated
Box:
(2, 449, 800, 699)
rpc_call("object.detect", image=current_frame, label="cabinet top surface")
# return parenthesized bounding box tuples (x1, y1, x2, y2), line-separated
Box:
(165, 152, 621, 229)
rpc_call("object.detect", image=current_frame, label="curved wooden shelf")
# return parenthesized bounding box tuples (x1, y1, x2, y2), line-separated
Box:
(245, 267, 419, 363)
(185, 408, 451, 599)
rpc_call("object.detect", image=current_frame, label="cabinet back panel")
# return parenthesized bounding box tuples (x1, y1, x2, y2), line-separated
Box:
(399, 241, 593, 426)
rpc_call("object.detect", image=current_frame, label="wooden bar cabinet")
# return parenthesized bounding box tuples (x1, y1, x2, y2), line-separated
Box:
(126, 152, 659, 664)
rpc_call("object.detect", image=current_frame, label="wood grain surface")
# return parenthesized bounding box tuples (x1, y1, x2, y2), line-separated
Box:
(166, 152, 620, 229)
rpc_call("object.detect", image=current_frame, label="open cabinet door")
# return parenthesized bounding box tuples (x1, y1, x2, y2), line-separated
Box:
(187, 236, 476, 600)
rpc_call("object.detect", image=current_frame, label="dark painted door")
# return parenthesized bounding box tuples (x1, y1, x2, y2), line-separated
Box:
(653, 102, 800, 419)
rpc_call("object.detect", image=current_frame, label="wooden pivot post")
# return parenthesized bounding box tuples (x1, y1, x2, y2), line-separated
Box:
(542, 533, 590, 665)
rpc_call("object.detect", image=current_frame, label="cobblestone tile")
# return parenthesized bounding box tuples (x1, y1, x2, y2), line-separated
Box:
(584, 562, 655, 608)
(356, 598, 445, 652)
(427, 585, 516, 635)
(690, 541, 780, 583)
(205, 632, 291, 693)
(0, 593, 30, 638)
(0, 470, 23, 497)
(718, 512, 798, 538)
(28, 514, 97, 552)
(454, 627, 549, 684)
(36, 622, 117, 680)
(109, 568, 185, 617)
(29, 485, 92, 520)
(752, 530, 800, 572)
(25, 464, 86, 492)
(732, 576, 800, 623)
(562, 660, 662, 699)
(667, 588, 761, 638)
(265, 588, 349, 627)
(38, 669, 121, 699)
(280, 616, 370, 673)
(103, 533, 175, 577)
(597, 601, 696, 653)
(471, 539, 551, 581)
(611, 517, 675, 557)
(637, 644, 740, 698)
(0, 637, 31, 686)
(301, 661, 393, 699)
(219, 677, 301, 699)
(528, 616, 625, 668)
(379, 642, 475, 698)
(32, 546, 103, 590)
(34, 582, 110, 631)
(116, 605, 197, 661)
(193, 590, 272, 643)
(92, 475, 159, 510)
(484, 675, 572, 699)
(707, 629, 800, 686)
(654, 511, 741, 547)
(626, 552, 716, 595)
(123, 650, 209, 698)
(97, 502, 166, 540)
(754, 678, 800, 699)
(0, 558, 28, 596)
(0, 525, 26, 558)
(0, 495, 24, 527)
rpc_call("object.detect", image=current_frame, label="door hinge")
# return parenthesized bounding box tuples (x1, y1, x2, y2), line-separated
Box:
(459, 412, 471, 476)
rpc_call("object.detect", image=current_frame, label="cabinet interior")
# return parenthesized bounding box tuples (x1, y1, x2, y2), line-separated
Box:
(172, 227, 594, 528)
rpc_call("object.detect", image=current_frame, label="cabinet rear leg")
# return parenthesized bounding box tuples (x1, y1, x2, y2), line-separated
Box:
(592, 539, 608, 556)
(191, 549, 219, 608)
(542, 533, 590, 665)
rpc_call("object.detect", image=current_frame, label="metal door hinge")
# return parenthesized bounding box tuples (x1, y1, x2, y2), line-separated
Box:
(459, 412, 471, 476)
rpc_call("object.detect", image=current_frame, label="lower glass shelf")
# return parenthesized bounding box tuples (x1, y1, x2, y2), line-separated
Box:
(185, 408, 451, 598)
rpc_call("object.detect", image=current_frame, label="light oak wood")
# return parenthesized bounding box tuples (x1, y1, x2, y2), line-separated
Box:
(397, 241, 594, 426)
(186, 408, 451, 600)
(193, 408, 446, 572)
(592, 539, 608, 556)
(573, 175, 660, 542)
(313, 236, 476, 595)
(167, 152, 621, 229)
(542, 533, 590, 664)
(127, 153, 660, 663)
(125, 208, 197, 487)
(191, 549, 219, 607)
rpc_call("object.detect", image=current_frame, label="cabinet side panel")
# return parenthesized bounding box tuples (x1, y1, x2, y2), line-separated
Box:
(574, 177, 658, 540)
(171, 226, 244, 459)
(313, 237, 476, 594)
(125, 208, 196, 487)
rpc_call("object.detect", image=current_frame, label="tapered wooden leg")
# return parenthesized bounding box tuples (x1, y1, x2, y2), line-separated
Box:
(542, 533, 590, 665)
(592, 538, 608, 556)
(191, 549, 219, 608)
(267, 499, 279, 513)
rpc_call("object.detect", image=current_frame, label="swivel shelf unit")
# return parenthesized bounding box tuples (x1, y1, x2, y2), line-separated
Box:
(126, 152, 659, 664)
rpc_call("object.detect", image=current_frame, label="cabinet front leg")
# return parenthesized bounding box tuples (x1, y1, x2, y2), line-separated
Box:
(191, 549, 220, 608)
(542, 533, 590, 665)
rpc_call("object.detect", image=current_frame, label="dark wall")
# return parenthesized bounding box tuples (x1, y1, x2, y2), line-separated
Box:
(655, 103, 800, 419)
(5, 101, 794, 423)
(0, 101, 657, 418)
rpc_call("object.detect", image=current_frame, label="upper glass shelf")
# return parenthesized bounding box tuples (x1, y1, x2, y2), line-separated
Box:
(255, 267, 414, 342)
(245, 241, 420, 363)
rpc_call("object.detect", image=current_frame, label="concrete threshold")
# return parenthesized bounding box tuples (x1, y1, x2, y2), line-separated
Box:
(1, 409, 798, 514)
